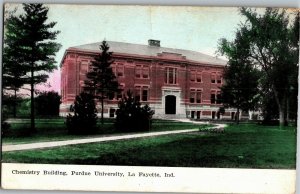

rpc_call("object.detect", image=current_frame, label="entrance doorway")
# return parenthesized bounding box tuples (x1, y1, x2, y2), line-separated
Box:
(165, 95, 176, 114)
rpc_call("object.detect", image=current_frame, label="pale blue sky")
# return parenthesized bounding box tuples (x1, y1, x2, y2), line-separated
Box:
(47, 5, 245, 91)
(47, 5, 243, 62)
(4, 4, 277, 92)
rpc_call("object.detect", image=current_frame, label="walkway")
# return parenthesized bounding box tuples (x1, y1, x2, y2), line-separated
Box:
(2, 129, 199, 152)
(2, 120, 226, 152)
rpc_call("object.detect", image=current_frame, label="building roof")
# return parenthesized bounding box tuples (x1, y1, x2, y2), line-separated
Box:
(68, 41, 227, 66)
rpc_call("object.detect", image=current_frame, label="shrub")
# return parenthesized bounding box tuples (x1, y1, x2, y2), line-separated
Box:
(1, 120, 11, 137)
(66, 92, 98, 134)
(35, 91, 61, 116)
(115, 90, 154, 132)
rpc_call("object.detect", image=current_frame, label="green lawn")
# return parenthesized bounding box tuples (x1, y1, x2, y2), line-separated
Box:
(2, 119, 210, 144)
(2, 124, 296, 169)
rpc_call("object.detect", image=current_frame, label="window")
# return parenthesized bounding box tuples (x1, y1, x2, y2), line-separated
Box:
(135, 86, 149, 102)
(191, 70, 202, 83)
(211, 90, 221, 104)
(212, 72, 222, 84)
(191, 111, 195, 119)
(211, 73, 216, 83)
(117, 84, 124, 100)
(211, 93, 216, 104)
(216, 92, 222, 104)
(231, 112, 236, 120)
(142, 66, 149, 78)
(196, 72, 202, 82)
(116, 91, 122, 100)
(190, 71, 196, 82)
(80, 62, 88, 74)
(190, 89, 202, 104)
(116, 64, 124, 77)
(135, 86, 141, 101)
(79, 80, 84, 93)
(196, 111, 201, 119)
(135, 65, 142, 78)
(165, 67, 177, 84)
(108, 92, 115, 100)
(112, 63, 124, 77)
(142, 87, 148, 101)
(108, 84, 124, 100)
(212, 111, 216, 119)
(190, 93, 195, 103)
(136, 65, 149, 79)
(217, 74, 222, 84)
(196, 92, 201, 103)
(109, 109, 116, 118)
(63, 76, 67, 100)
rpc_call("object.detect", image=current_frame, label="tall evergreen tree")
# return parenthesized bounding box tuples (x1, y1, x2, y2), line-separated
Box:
(3, 9, 27, 118)
(116, 90, 154, 131)
(84, 41, 119, 124)
(66, 92, 98, 134)
(11, 4, 61, 131)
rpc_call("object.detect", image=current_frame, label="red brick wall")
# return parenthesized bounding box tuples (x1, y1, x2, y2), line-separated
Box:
(61, 49, 225, 112)
(202, 111, 212, 116)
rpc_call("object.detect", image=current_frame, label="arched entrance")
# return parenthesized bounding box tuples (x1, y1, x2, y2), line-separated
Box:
(165, 95, 176, 114)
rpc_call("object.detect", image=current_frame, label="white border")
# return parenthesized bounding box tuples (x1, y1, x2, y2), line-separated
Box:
(0, 1, 299, 194)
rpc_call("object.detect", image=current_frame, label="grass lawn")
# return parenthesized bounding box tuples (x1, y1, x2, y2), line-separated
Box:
(2, 123, 296, 169)
(2, 119, 210, 144)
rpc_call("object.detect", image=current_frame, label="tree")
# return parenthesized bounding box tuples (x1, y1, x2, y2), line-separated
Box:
(3, 8, 27, 118)
(287, 11, 299, 125)
(218, 30, 260, 124)
(35, 91, 61, 116)
(66, 92, 98, 134)
(115, 90, 154, 132)
(84, 41, 119, 124)
(219, 8, 299, 127)
(9, 4, 61, 131)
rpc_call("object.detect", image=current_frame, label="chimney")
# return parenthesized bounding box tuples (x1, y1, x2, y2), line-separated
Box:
(148, 39, 160, 47)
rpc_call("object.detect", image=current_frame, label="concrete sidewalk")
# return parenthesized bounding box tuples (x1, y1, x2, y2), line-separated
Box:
(2, 128, 199, 152)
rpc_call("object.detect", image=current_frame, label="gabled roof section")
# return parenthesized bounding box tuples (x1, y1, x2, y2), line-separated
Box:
(68, 41, 227, 66)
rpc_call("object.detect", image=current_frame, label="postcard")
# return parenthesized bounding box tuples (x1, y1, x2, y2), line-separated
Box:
(1, 3, 298, 193)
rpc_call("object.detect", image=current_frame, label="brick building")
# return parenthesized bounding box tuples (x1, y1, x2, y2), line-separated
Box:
(60, 40, 238, 120)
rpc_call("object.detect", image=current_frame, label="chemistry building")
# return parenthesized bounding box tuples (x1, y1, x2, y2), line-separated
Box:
(60, 39, 239, 120)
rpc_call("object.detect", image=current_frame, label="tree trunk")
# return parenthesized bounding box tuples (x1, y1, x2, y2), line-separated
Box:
(285, 96, 289, 126)
(236, 108, 240, 124)
(271, 84, 285, 128)
(13, 89, 17, 118)
(279, 107, 285, 129)
(101, 96, 104, 125)
(280, 92, 289, 127)
(30, 64, 36, 132)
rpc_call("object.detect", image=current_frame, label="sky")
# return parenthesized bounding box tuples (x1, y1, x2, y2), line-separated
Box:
(5, 4, 266, 94)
